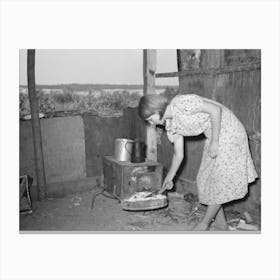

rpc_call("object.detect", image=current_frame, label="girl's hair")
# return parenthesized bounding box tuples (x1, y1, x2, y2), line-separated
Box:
(138, 94, 170, 120)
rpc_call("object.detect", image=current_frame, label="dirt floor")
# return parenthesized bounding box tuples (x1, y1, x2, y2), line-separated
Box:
(20, 190, 260, 232)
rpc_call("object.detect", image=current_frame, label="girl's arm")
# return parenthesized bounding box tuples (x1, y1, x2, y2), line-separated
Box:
(160, 135, 184, 192)
(200, 100, 222, 158)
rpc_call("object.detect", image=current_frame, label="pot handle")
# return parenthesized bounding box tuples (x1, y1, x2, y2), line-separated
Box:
(124, 142, 132, 155)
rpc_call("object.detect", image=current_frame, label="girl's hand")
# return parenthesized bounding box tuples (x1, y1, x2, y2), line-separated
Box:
(159, 175, 174, 194)
(208, 141, 219, 158)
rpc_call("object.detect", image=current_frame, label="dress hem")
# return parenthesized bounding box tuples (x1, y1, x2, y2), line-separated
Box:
(199, 190, 248, 205)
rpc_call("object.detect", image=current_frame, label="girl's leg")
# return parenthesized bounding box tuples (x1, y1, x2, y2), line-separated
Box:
(193, 204, 221, 231)
(212, 206, 228, 230)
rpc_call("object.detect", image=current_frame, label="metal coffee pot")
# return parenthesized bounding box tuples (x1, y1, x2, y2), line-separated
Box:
(131, 139, 146, 163)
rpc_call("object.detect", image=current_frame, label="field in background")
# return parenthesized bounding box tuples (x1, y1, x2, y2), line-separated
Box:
(19, 85, 179, 118)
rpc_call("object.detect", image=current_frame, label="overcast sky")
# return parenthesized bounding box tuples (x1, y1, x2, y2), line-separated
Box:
(19, 49, 179, 86)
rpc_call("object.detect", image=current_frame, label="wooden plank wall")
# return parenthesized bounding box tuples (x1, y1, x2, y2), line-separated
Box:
(178, 49, 261, 212)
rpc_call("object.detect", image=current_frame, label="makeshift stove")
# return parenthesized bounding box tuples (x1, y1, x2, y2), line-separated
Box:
(102, 155, 167, 211)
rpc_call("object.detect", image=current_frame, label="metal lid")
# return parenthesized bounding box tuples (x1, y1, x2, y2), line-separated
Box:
(115, 138, 134, 142)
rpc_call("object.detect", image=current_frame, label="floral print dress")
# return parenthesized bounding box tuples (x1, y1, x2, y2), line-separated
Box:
(165, 94, 258, 205)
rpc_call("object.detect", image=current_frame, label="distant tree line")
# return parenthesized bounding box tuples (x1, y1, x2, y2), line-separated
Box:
(19, 86, 179, 118)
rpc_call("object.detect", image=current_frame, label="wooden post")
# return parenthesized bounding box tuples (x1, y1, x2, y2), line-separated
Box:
(176, 49, 182, 72)
(27, 49, 47, 200)
(143, 49, 157, 161)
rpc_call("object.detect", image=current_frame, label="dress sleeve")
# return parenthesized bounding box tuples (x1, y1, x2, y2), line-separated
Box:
(171, 94, 203, 115)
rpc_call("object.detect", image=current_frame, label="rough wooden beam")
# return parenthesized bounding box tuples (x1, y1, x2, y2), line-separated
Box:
(155, 62, 261, 78)
(27, 49, 47, 200)
(176, 49, 182, 72)
(143, 49, 157, 161)
(143, 49, 156, 95)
